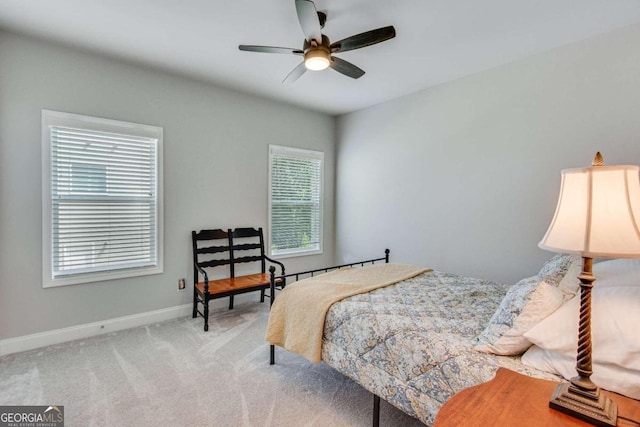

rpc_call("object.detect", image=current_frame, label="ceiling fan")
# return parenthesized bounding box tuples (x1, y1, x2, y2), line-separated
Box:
(238, 0, 396, 83)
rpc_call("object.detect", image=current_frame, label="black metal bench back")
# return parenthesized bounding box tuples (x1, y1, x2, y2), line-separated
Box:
(230, 227, 267, 275)
(192, 227, 269, 281)
(191, 229, 232, 284)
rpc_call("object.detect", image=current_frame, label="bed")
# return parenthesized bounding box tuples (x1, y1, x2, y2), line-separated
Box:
(266, 251, 640, 426)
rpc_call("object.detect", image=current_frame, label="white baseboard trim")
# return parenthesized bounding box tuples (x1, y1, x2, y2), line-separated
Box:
(0, 303, 193, 357)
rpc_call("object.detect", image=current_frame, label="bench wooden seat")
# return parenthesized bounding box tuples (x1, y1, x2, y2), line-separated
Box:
(191, 227, 285, 331)
(195, 273, 283, 297)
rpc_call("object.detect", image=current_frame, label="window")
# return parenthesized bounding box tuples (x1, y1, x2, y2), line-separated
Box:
(42, 110, 163, 287)
(269, 145, 323, 258)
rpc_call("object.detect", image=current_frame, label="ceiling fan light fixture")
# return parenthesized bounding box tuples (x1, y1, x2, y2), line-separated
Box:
(304, 49, 330, 70)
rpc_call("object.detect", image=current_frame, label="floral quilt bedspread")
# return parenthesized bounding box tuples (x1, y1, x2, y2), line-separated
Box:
(321, 271, 561, 426)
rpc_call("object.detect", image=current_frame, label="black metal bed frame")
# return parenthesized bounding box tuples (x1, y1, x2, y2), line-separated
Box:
(267, 248, 390, 427)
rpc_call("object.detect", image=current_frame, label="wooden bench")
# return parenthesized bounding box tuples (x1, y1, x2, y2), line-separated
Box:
(191, 227, 285, 331)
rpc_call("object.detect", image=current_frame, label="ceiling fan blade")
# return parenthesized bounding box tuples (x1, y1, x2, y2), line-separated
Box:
(295, 0, 322, 43)
(330, 56, 365, 79)
(330, 26, 396, 53)
(239, 45, 303, 55)
(283, 62, 307, 84)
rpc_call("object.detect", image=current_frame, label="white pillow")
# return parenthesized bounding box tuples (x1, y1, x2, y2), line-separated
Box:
(522, 345, 640, 399)
(593, 258, 640, 288)
(524, 285, 640, 370)
(474, 276, 565, 355)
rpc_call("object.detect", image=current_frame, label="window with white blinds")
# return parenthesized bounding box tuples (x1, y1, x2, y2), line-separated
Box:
(268, 145, 323, 257)
(42, 110, 163, 287)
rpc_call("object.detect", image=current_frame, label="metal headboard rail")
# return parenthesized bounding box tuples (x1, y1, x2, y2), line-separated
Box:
(267, 248, 390, 295)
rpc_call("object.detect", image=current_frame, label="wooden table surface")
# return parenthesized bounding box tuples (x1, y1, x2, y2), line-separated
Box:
(434, 368, 640, 427)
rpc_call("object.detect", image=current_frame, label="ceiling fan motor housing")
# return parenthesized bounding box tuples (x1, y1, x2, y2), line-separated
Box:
(303, 35, 331, 70)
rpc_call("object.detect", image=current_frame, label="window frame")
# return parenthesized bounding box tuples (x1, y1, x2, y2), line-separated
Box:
(268, 144, 324, 259)
(41, 110, 164, 287)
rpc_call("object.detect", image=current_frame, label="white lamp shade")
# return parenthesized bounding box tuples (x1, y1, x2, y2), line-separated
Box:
(539, 163, 640, 258)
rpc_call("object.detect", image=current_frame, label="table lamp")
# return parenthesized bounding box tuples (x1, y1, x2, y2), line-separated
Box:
(538, 152, 640, 427)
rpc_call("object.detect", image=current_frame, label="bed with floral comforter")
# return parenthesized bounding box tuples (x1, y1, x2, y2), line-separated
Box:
(320, 270, 561, 426)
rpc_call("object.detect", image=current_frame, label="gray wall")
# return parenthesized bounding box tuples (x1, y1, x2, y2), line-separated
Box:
(335, 24, 640, 284)
(4, 23, 640, 340)
(0, 32, 335, 339)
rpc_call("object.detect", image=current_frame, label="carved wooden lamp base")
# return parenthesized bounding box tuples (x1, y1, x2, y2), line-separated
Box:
(547, 255, 618, 427)
(550, 382, 617, 427)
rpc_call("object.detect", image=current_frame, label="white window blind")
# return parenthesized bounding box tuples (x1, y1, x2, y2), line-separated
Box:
(42, 110, 163, 287)
(269, 145, 323, 257)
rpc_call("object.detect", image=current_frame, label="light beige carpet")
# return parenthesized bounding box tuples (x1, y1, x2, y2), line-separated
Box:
(0, 302, 425, 426)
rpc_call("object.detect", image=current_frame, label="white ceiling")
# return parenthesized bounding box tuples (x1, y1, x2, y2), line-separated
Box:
(1, 0, 640, 115)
